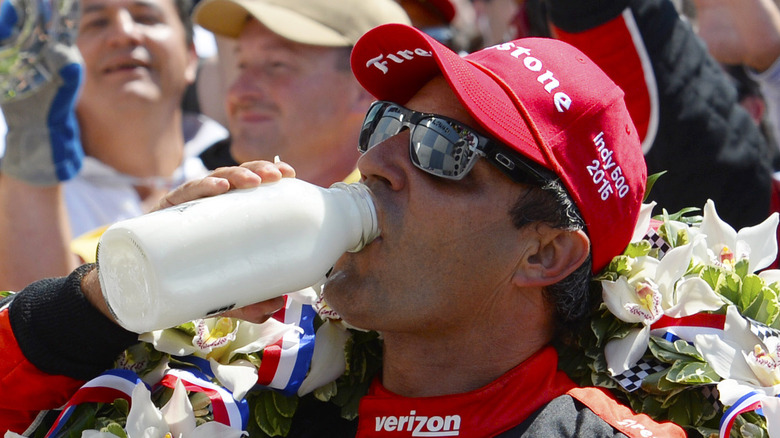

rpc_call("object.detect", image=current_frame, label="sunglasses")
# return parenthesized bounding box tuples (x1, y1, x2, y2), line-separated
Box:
(358, 101, 553, 185)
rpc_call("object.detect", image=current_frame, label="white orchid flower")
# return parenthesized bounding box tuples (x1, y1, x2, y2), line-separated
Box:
(602, 242, 725, 375)
(696, 306, 780, 390)
(79, 379, 245, 438)
(695, 200, 779, 273)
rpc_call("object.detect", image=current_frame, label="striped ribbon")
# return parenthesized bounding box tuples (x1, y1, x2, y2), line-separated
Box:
(43, 366, 250, 436)
(719, 391, 768, 438)
(44, 369, 144, 437)
(255, 295, 317, 396)
(158, 367, 249, 430)
(650, 313, 726, 343)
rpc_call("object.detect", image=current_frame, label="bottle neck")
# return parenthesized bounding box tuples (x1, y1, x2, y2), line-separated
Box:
(330, 181, 380, 252)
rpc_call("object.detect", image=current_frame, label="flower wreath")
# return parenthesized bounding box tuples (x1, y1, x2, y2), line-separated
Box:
(559, 199, 780, 438)
(7, 197, 780, 438)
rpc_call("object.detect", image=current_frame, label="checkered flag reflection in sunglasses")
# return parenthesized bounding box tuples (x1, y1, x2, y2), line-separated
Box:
(412, 119, 477, 176)
(370, 110, 479, 178)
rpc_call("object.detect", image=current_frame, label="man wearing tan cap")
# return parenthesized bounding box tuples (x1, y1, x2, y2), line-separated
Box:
(193, 0, 411, 187)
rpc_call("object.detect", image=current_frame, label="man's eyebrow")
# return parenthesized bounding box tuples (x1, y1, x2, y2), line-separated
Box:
(81, 0, 164, 14)
(81, 3, 107, 14)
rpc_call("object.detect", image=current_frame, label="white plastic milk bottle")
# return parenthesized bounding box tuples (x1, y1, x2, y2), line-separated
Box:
(96, 178, 379, 333)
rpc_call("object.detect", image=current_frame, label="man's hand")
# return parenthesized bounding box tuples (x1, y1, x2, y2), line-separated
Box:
(693, 0, 780, 72)
(0, 0, 84, 185)
(153, 160, 296, 211)
(84, 160, 296, 327)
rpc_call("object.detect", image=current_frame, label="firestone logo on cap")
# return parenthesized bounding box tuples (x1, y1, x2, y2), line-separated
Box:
(486, 42, 572, 114)
(365, 49, 433, 74)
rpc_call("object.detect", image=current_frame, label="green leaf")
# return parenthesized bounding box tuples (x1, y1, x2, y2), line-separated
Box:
(710, 270, 741, 305)
(639, 395, 665, 419)
(102, 422, 128, 438)
(639, 368, 679, 395)
(253, 390, 293, 437)
(740, 275, 765, 310)
(665, 361, 720, 385)
(337, 378, 373, 421)
(625, 241, 651, 258)
(272, 392, 299, 419)
(174, 321, 197, 336)
(644, 171, 666, 201)
(700, 266, 723, 292)
(654, 207, 702, 226)
(735, 414, 769, 438)
(611, 256, 633, 276)
(734, 259, 750, 279)
(649, 336, 704, 363)
(741, 288, 780, 326)
(723, 272, 742, 298)
(662, 389, 715, 427)
(112, 398, 130, 417)
(312, 380, 338, 402)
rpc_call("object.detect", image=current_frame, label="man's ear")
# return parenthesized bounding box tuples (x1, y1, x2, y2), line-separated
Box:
(184, 42, 199, 85)
(513, 225, 590, 288)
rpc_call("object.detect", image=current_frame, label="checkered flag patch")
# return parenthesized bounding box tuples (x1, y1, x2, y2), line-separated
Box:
(613, 357, 669, 392)
(746, 316, 780, 342)
(644, 228, 671, 258)
(700, 384, 721, 411)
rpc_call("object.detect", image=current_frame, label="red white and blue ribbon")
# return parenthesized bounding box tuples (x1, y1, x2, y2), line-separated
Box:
(255, 295, 316, 396)
(44, 368, 144, 437)
(650, 313, 726, 343)
(158, 367, 248, 430)
(719, 391, 767, 438)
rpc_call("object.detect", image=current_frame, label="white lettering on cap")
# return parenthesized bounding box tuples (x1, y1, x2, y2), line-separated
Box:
(366, 49, 433, 74)
(488, 43, 572, 113)
(585, 132, 630, 201)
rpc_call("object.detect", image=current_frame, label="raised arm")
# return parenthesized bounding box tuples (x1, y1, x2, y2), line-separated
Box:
(0, 0, 84, 290)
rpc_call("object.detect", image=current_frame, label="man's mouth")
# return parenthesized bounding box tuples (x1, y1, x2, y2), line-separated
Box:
(103, 59, 150, 74)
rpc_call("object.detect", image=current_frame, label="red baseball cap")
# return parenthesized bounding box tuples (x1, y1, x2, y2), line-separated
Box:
(350, 23, 647, 273)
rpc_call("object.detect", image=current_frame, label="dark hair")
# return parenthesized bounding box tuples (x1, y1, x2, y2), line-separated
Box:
(174, 0, 195, 46)
(509, 178, 593, 341)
